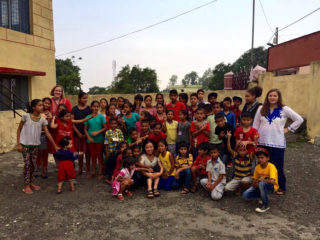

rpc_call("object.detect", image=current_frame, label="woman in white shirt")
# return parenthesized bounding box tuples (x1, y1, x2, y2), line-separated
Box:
(253, 88, 303, 195)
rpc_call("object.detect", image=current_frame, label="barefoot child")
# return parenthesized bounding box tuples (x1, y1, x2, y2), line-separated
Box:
(17, 99, 58, 194)
(190, 142, 211, 193)
(175, 142, 193, 194)
(71, 92, 91, 175)
(158, 140, 176, 191)
(225, 131, 254, 194)
(84, 101, 107, 179)
(242, 147, 279, 213)
(200, 145, 226, 200)
(56, 137, 82, 194)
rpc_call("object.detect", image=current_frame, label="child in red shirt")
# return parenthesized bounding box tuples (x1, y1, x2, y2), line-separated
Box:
(148, 122, 167, 145)
(234, 111, 259, 154)
(166, 89, 186, 121)
(190, 107, 210, 159)
(191, 142, 211, 192)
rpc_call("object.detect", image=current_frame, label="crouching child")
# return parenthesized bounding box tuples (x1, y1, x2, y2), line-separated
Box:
(200, 145, 226, 200)
(242, 147, 279, 213)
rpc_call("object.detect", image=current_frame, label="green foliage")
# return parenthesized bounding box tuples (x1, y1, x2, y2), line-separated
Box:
(107, 65, 159, 93)
(182, 71, 199, 85)
(88, 86, 108, 95)
(199, 68, 214, 90)
(208, 62, 232, 90)
(231, 46, 267, 73)
(169, 75, 178, 86)
(56, 56, 82, 95)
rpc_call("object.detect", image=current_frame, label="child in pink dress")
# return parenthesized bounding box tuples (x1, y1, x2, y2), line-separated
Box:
(112, 157, 150, 200)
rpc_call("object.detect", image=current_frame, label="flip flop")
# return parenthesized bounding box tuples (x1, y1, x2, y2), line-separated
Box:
(22, 189, 33, 195)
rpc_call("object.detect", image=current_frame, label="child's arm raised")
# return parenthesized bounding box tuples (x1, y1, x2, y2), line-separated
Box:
(50, 116, 58, 129)
(226, 131, 236, 156)
(71, 115, 93, 124)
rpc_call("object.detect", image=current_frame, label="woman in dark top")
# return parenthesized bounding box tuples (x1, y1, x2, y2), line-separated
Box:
(242, 86, 263, 119)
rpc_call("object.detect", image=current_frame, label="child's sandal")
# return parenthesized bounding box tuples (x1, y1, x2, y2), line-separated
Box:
(153, 189, 160, 197)
(147, 190, 154, 199)
(190, 185, 198, 193)
(180, 188, 189, 194)
(125, 190, 133, 197)
(56, 188, 62, 194)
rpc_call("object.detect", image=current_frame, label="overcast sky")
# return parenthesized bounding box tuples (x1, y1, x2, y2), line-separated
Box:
(53, 0, 320, 91)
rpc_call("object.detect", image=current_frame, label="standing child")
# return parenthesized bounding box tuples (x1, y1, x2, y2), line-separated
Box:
(71, 91, 91, 175)
(207, 102, 224, 151)
(140, 95, 156, 116)
(187, 93, 198, 121)
(164, 110, 178, 157)
(133, 94, 143, 113)
(190, 142, 211, 193)
(214, 113, 235, 165)
(122, 102, 140, 135)
(36, 97, 53, 178)
(222, 97, 236, 128)
(99, 98, 108, 117)
(138, 140, 163, 199)
(200, 145, 226, 200)
(104, 118, 125, 182)
(136, 110, 151, 133)
(166, 89, 186, 121)
(179, 93, 189, 108)
(190, 107, 210, 159)
(234, 112, 259, 155)
(174, 142, 193, 194)
(155, 93, 165, 106)
(158, 140, 176, 191)
(208, 92, 218, 105)
(155, 103, 166, 124)
(112, 157, 151, 200)
(225, 131, 254, 194)
(84, 101, 107, 179)
(17, 99, 58, 194)
(116, 97, 125, 115)
(56, 137, 82, 194)
(230, 96, 242, 127)
(242, 147, 279, 213)
(177, 109, 191, 148)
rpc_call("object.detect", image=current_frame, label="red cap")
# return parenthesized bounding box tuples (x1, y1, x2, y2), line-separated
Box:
(255, 147, 269, 156)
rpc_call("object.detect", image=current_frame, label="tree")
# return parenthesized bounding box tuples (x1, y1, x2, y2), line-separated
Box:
(88, 86, 108, 95)
(231, 46, 267, 73)
(168, 75, 178, 86)
(182, 71, 199, 85)
(199, 68, 214, 90)
(208, 62, 232, 90)
(56, 56, 82, 95)
(107, 65, 159, 93)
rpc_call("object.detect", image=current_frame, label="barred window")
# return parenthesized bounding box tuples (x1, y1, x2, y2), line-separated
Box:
(0, 75, 29, 111)
(0, 0, 30, 34)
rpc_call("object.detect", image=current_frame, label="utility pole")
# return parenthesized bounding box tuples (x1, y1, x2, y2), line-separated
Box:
(273, 27, 279, 45)
(251, 0, 255, 68)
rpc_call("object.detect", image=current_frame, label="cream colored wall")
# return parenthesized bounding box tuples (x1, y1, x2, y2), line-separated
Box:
(0, 0, 55, 153)
(67, 90, 248, 107)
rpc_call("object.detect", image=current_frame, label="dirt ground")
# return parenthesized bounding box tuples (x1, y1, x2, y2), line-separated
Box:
(0, 133, 320, 240)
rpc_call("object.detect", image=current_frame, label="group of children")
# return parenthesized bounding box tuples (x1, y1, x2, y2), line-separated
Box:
(17, 86, 282, 213)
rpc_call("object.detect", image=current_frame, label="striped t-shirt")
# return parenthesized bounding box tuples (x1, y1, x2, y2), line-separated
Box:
(231, 152, 253, 180)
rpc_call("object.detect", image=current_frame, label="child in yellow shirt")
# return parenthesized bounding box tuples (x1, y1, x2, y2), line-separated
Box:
(242, 147, 279, 213)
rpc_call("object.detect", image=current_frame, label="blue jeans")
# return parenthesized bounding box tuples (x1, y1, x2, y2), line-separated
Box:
(265, 146, 286, 191)
(158, 176, 175, 190)
(173, 168, 192, 189)
(242, 182, 274, 206)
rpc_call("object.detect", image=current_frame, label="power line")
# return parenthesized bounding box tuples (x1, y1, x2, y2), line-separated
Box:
(265, 6, 320, 45)
(56, 0, 218, 57)
(258, 0, 273, 34)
